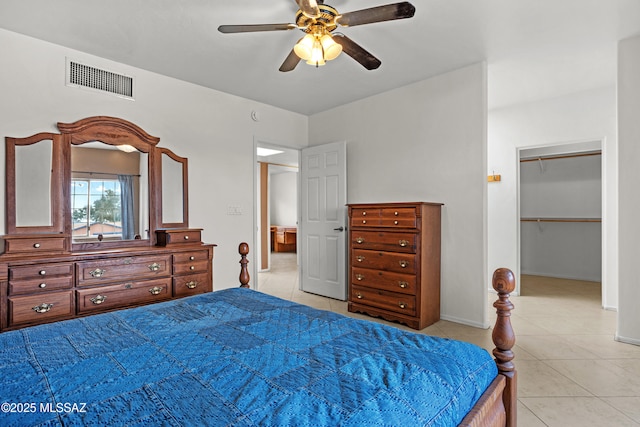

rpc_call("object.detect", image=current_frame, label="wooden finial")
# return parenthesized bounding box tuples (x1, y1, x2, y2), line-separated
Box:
(239, 242, 250, 288)
(491, 267, 517, 427)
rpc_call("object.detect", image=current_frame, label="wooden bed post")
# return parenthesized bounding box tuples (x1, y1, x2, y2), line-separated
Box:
(239, 242, 250, 288)
(492, 268, 517, 427)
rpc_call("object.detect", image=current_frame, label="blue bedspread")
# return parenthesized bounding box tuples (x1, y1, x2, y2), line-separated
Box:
(0, 288, 497, 426)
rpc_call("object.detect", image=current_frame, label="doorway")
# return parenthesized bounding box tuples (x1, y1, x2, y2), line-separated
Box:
(255, 141, 300, 293)
(517, 139, 605, 307)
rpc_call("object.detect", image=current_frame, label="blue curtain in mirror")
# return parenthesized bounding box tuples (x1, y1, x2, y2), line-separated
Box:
(118, 174, 135, 240)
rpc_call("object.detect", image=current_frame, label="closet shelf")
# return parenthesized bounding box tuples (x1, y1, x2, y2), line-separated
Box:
(520, 217, 601, 223)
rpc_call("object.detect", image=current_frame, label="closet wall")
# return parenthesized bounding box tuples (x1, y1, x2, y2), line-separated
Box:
(520, 150, 602, 282)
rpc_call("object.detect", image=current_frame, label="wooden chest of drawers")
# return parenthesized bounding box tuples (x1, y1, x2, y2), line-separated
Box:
(347, 202, 442, 329)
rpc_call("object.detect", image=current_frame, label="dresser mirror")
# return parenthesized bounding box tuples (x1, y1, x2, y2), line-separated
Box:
(4, 116, 189, 253)
(5, 133, 64, 235)
(71, 142, 149, 243)
(160, 148, 188, 228)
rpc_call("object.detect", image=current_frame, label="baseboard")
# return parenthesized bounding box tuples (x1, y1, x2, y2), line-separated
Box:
(440, 314, 489, 329)
(615, 334, 640, 346)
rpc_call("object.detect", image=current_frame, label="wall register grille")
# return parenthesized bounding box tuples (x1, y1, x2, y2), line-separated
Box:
(67, 60, 134, 99)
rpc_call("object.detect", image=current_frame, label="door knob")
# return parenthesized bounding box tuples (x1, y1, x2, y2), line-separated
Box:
(333, 226, 345, 232)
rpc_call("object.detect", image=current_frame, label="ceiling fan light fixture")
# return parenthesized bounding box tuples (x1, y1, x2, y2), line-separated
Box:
(306, 38, 326, 66)
(293, 34, 315, 60)
(320, 34, 342, 61)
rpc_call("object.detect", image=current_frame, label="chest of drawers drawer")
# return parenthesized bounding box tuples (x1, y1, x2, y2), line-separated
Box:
(351, 267, 416, 295)
(351, 285, 417, 316)
(352, 249, 417, 274)
(156, 229, 202, 246)
(4, 235, 67, 255)
(351, 231, 417, 253)
(9, 263, 73, 281)
(9, 276, 73, 295)
(8, 290, 74, 326)
(173, 272, 210, 297)
(350, 207, 417, 228)
(76, 278, 172, 314)
(76, 255, 171, 286)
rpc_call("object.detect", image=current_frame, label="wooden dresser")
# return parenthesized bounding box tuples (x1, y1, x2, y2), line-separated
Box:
(347, 202, 442, 329)
(0, 116, 215, 332)
(0, 237, 214, 332)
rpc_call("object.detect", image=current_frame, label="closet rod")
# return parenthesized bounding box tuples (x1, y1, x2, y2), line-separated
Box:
(520, 151, 601, 163)
(520, 218, 601, 223)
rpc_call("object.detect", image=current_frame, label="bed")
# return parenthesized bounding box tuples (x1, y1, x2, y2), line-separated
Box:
(0, 243, 516, 426)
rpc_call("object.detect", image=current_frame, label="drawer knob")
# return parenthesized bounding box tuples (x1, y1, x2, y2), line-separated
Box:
(394, 220, 399, 225)
(34, 243, 41, 248)
(356, 237, 365, 244)
(189, 256, 195, 261)
(39, 270, 46, 276)
(190, 265, 195, 270)
(184, 235, 190, 240)
(399, 260, 409, 268)
(39, 283, 47, 289)
(398, 302, 407, 309)
(90, 295, 107, 305)
(362, 220, 367, 224)
(356, 293, 363, 299)
(355, 274, 364, 281)
(186, 280, 198, 289)
(149, 286, 163, 295)
(148, 262, 161, 272)
(89, 268, 105, 278)
(399, 239, 409, 247)
(362, 212, 367, 216)
(356, 256, 365, 262)
(398, 281, 408, 289)
(394, 211, 399, 216)
(32, 303, 54, 313)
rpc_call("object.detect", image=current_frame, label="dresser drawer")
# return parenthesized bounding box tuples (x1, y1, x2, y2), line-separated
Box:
(351, 267, 416, 295)
(156, 229, 202, 246)
(76, 255, 171, 286)
(352, 249, 417, 274)
(173, 273, 210, 297)
(76, 278, 172, 313)
(9, 263, 74, 281)
(350, 208, 380, 228)
(379, 207, 417, 228)
(8, 291, 74, 326)
(351, 285, 416, 316)
(173, 260, 209, 275)
(351, 231, 417, 253)
(9, 276, 73, 295)
(4, 236, 67, 254)
(173, 250, 210, 264)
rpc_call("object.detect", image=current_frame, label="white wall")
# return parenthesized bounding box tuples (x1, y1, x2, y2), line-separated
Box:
(309, 63, 489, 328)
(270, 171, 297, 226)
(0, 28, 308, 290)
(617, 35, 640, 345)
(488, 86, 617, 309)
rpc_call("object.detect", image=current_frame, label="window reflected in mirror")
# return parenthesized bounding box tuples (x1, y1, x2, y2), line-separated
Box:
(15, 140, 53, 227)
(70, 143, 149, 242)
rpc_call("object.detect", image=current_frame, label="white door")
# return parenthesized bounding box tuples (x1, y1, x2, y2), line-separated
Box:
(300, 141, 347, 300)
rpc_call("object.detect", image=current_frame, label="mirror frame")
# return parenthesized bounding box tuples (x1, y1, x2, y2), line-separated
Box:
(5, 132, 65, 235)
(4, 116, 191, 253)
(157, 147, 189, 229)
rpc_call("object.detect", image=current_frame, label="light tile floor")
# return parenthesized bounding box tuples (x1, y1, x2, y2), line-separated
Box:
(258, 252, 640, 427)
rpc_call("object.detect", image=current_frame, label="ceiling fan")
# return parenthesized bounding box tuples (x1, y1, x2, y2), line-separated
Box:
(218, 0, 416, 72)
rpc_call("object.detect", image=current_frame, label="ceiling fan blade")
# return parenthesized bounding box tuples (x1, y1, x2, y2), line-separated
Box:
(218, 23, 297, 33)
(295, 0, 320, 18)
(279, 49, 302, 72)
(333, 34, 381, 70)
(336, 2, 416, 27)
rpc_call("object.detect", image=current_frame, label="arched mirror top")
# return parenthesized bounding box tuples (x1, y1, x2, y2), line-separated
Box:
(58, 116, 160, 152)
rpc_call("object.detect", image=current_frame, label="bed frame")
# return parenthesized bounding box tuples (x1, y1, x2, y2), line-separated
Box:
(237, 243, 517, 427)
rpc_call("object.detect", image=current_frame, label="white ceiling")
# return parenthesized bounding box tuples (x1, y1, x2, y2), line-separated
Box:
(1, 0, 639, 115)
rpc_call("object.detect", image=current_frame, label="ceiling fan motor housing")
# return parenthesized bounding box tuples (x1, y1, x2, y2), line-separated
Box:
(296, 3, 339, 33)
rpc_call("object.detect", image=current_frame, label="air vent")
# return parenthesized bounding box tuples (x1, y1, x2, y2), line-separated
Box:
(66, 59, 134, 99)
